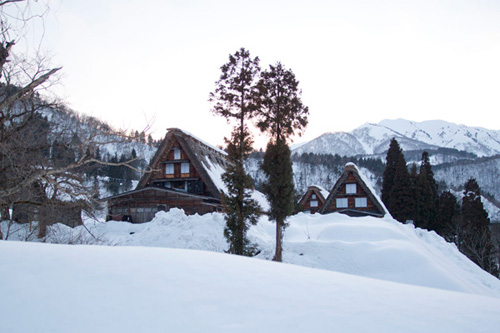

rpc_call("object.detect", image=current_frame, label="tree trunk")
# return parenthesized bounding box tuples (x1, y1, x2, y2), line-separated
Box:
(273, 218, 283, 262)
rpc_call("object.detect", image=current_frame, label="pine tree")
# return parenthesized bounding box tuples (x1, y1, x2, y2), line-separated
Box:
(261, 140, 295, 261)
(209, 48, 261, 256)
(413, 172, 433, 229)
(381, 138, 413, 223)
(256, 62, 308, 262)
(412, 152, 439, 230)
(221, 127, 260, 256)
(460, 178, 498, 277)
(420, 151, 438, 230)
(256, 62, 309, 140)
(381, 138, 401, 208)
(436, 190, 459, 240)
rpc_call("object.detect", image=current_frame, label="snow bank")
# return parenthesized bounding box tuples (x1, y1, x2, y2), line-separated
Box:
(93, 208, 228, 252)
(266, 213, 500, 297)
(1, 241, 500, 333)
(5, 208, 499, 298)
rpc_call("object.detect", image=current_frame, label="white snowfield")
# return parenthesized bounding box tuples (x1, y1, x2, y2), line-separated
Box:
(1, 210, 500, 332)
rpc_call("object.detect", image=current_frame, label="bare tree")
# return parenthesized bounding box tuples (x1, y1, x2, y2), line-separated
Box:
(0, 1, 150, 239)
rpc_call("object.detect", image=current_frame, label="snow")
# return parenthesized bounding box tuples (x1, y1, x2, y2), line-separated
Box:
(175, 127, 228, 156)
(312, 184, 330, 199)
(1, 235, 500, 332)
(3, 207, 500, 331)
(346, 162, 391, 216)
(202, 155, 270, 212)
(202, 155, 227, 193)
(3, 209, 500, 296)
(297, 184, 330, 204)
(293, 118, 500, 157)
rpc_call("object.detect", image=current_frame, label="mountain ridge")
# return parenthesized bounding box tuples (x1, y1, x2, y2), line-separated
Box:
(293, 119, 500, 157)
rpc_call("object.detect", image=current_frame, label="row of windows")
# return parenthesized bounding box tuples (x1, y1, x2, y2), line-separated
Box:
(112, 206, 167, 214)
(165, 162, 190, 175)
(308, 196, 368, 209)
(164, 180, 188, 192)
(336, 197, 367, 208)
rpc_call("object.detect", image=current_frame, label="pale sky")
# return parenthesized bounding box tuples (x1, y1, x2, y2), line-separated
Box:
(23, 0, 500, 148)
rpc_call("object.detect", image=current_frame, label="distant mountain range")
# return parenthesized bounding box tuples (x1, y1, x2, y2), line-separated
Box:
(292, 119, 500, 158)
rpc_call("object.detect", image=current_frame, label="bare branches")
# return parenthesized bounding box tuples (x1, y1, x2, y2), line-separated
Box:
(0, 1, 24, 8)
(0, 66, 60, 109)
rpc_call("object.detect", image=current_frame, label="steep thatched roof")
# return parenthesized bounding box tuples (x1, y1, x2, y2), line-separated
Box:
(320, 163, 388, 217)
(137, 128, 229, 200)
(298, 185, 329, 206)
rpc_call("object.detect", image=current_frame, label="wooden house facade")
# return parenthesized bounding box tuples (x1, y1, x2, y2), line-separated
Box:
(298, 185, 329, 214)
(320, 163, 387, 217)
(105, 128, 228, 223)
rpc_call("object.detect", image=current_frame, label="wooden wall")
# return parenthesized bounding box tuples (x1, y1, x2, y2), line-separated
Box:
(107, 189, 221, 223)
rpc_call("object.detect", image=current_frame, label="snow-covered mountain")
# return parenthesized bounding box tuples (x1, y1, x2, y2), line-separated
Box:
(293, 119, 500, 157)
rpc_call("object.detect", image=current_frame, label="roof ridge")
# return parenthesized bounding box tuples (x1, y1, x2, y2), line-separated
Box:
(167, 128, 227, 157)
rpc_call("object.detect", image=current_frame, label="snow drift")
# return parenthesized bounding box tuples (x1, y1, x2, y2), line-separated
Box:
(3, 208, 499, 297)
(1, 240, 500, 333)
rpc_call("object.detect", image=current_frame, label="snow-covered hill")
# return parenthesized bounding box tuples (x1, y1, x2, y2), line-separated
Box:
(3, 209, 500, 296)
(2, 240, 500, 333)
(293, 119, 500, 157)
(2, 209, 500, 332)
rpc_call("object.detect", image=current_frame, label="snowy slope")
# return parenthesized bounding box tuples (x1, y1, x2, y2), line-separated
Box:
(293, 119, 500, 157)
(1, 240, 500, 333)
(4, 209, 499, 297)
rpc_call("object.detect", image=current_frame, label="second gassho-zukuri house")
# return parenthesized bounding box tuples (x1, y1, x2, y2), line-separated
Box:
(297, 185, 330, 214)
(319, 163, 388, 218)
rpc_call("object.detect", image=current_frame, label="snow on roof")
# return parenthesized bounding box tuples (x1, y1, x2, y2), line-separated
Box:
(346, 163, 391, 216)
(202, 155, 227, 194)
(299, 184, 330, 203)
(171, 128, 227, 156)
(312, 184, 330, 200)
(202, 155, 270, 212)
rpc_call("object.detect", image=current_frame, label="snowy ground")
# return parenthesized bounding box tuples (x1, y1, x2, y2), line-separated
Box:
(2, 210, 500, 331)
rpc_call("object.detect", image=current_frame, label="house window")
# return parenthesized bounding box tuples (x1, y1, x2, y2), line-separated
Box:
(346, 183, 357, 194)
(172, 181, 187, 192)
(336, 198, 348, 208)
(311, 194, 317, 199)
(310, 200, 318, 208)
(181, 162, 190, 176)
(355, 197, 367, 208)
(165, 164, 174, 177)
(173, 148, 181, 160)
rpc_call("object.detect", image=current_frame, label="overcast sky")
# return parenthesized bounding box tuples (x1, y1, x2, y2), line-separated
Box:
(29, 0, 500, 148)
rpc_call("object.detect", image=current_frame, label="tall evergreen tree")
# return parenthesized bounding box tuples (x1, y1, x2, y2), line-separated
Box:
(420, 152, 438, 196)
(412, 152, 439, 230)
(261, 140, 295, 260)
(381, 138, 401, 207)
(420, 151, 438, 230)
(436, 190, 459, 240)
(460, 178, 498, 276)
(209, 48, 261, 256)
(413, 172, 434, 229)
(381, 138, 413, 223)
(221, 128, 260, 256)
(256, 62, 309, 141)
(256, 62, 309, 262)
